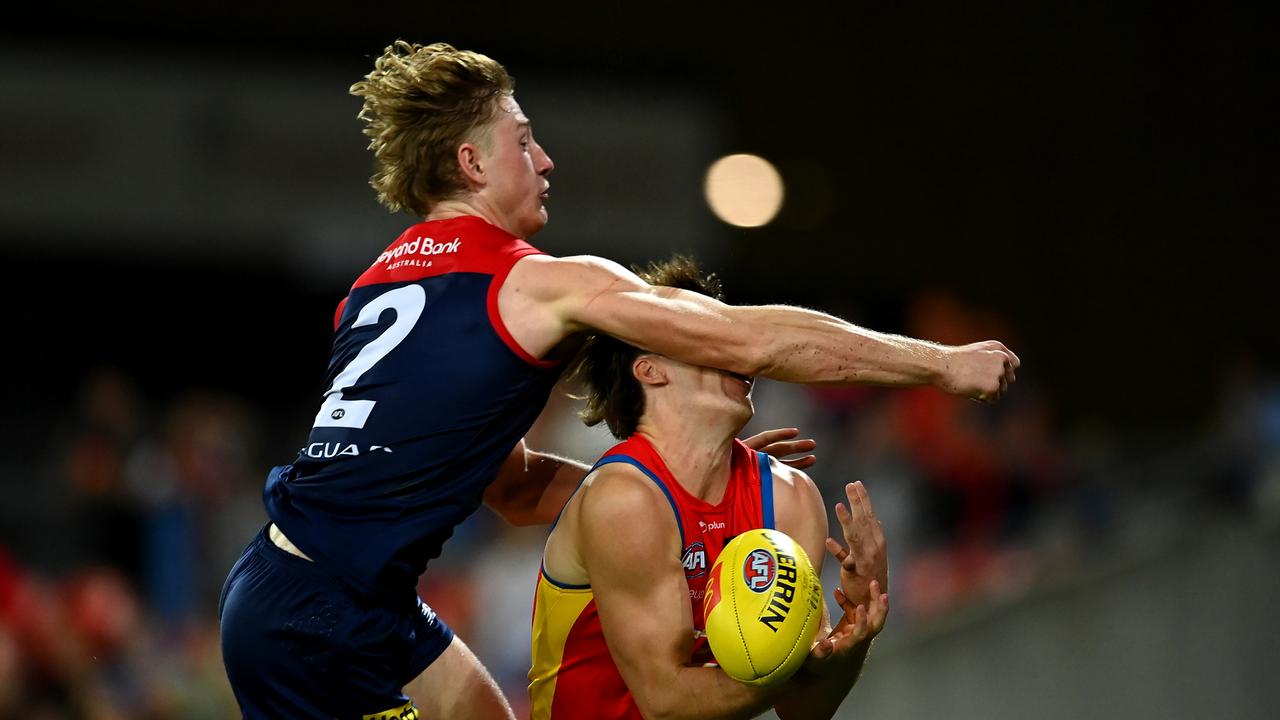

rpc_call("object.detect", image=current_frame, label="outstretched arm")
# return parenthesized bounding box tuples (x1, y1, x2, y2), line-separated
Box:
(503, 255, 1019, 403)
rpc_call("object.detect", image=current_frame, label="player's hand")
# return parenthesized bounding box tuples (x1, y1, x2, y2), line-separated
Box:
(938, 340, 1020, 403)
(824, 481, 888, 610)
(804, 579, 889, 671)
(741, 427, 817, 470)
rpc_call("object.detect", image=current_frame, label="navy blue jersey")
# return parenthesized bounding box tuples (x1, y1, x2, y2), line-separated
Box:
(265, 216, 562, 604)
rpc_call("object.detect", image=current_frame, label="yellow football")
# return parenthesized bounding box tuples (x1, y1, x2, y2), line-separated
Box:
(702, 528, 823, 686)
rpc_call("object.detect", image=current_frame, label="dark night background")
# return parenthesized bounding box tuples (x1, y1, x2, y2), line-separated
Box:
(2, 2, 1273, 431)
(1, 3, 1276, 718)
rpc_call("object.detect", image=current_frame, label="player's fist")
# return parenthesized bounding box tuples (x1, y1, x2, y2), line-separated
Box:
(938, 340, 1020, 403)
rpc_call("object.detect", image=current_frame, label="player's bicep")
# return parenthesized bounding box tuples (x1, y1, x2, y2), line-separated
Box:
(540, 256, 762, 375)
(579, 472, 692, 709)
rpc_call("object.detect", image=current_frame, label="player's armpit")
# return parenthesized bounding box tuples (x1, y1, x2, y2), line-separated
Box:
(579, 468, 775, 720)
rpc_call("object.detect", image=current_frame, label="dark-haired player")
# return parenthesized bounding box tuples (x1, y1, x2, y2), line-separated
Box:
(219, 41, 1018, 719)
(530, 257, 889, 720)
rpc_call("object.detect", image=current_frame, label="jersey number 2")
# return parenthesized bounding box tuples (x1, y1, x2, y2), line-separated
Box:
(312, 285, 426, 429)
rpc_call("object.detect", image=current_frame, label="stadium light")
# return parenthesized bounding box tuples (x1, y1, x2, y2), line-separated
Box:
(704, 153, 785, 228)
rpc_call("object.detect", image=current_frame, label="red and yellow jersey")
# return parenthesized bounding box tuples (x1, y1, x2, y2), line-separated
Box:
(528, 435, 775, 719)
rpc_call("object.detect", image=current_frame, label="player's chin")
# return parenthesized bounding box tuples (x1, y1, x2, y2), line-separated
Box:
(518, 210, 548, 238)
(725, 395, 754, 425)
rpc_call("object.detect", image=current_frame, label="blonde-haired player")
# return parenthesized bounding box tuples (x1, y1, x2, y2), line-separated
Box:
(530, 258, 890, 719)
(221, 39, 1014, 719)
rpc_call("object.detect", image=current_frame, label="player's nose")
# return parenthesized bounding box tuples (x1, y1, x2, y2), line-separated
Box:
(535, 142, 554, 176)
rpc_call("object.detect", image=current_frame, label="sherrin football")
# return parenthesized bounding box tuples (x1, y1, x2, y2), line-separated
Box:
(702, 528, 822, 686)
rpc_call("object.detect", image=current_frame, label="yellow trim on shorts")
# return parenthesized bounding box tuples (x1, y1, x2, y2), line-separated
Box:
(363, 700, 419, 720)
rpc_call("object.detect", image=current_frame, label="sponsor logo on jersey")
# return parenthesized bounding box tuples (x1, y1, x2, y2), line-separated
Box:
(418, 599, 437, 623)
(682, 541, 708, 578)
(373, 236, 462, 268)
(743, 548, 776, 593)
(303, 442, 394, 459)
(698, 519, 727, 532)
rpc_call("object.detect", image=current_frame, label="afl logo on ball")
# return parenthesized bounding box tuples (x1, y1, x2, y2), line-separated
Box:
(743, 549, 776, 593)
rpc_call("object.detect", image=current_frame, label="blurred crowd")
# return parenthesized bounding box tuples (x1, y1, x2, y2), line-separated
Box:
(2, 292, 1276, 718)
(0, 372, 253, 717)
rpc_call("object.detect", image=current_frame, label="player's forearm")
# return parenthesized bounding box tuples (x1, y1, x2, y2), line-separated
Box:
(484, 444, 590, 526)
(637, 665, 779, 720)
(773, 641, 872, 720)
(528, 450, 591, 524)
(738, 305, 946, 387)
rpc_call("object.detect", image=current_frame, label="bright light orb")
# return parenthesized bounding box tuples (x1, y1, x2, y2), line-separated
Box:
(704, 154, 785, 228)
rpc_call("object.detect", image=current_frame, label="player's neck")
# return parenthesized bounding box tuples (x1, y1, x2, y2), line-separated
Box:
(427, 198, 519, 238)
(635, 415, 740, 503)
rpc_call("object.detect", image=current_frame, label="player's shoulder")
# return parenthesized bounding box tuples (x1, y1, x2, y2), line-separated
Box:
(766, 456, 826, 531)
(509, 253, 642, 298)
(574, 460, 679, 535)
(575, 459, 682, 557)
(767, 456, 819, 498)
(581, 460, 669, 511)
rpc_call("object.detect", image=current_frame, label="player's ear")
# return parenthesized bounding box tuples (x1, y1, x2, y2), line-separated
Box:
(457, 143, 485, 187)
(632, 355, 669, 387)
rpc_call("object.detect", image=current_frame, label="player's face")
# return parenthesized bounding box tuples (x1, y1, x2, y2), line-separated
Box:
(661, 357, 756, 424)
(476, 95, 554, 238)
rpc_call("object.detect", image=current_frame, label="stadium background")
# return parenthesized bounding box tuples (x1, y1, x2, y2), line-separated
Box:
(1, 3, 1276, 718)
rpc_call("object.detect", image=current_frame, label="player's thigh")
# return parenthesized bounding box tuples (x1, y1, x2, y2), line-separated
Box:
(404, 635, 516, 720)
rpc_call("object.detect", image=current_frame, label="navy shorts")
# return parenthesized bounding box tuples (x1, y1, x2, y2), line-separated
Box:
(219, 526, 454, 719)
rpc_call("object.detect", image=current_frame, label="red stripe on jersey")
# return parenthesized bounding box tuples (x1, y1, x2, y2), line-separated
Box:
(333, 296, 349, 332)
(486, 251, 558, 368)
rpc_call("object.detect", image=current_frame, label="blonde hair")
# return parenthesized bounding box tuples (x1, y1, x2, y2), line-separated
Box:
(350, 41, 514, 216)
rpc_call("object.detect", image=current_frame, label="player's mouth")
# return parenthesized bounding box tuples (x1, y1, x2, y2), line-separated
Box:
(539, 185, 550, 201)
(730, 373, 754, 390)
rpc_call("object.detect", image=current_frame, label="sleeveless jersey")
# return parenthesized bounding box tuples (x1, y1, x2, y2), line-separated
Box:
(528, 435, 775, 720)
(264, 216, 562, 603)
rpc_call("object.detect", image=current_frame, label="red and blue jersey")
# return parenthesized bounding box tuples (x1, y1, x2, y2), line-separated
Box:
(264, 216, 562, 603)
(528, 435, 775, 719)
